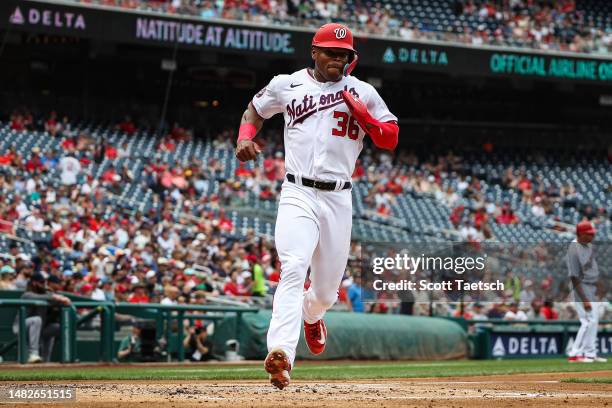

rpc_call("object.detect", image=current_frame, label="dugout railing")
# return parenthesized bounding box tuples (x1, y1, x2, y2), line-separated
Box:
(0, 295, 259, 364)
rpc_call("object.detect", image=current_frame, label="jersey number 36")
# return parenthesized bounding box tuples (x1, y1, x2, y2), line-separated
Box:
(331, 111, 360, 140)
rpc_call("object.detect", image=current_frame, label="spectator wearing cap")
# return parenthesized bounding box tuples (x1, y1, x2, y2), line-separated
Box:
(0, 265, 17, 289)
(79, 283, 94, 299)
(13, 273, 71, 363)
(114, 283, 129, 302)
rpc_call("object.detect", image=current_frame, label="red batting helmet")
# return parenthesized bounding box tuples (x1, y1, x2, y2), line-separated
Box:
(312, 23, 355, 52)
(312, 23, 358, 76)
(576, 220, 596, 235)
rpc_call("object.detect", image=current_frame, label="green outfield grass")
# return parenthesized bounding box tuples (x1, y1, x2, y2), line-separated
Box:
(0, 359, 609, 381)
(561, 377, 612, 384)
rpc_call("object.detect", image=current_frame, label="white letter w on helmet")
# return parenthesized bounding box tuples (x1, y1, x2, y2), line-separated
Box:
(334, 28, 347, 39)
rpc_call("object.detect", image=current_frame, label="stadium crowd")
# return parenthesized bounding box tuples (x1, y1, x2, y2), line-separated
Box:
(0, 109, 610, 326)
(71, 0, 612, 54)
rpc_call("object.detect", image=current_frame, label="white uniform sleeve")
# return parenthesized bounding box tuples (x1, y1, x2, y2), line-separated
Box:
(251, 76, 283, 119)
(365, 85, 397, 123)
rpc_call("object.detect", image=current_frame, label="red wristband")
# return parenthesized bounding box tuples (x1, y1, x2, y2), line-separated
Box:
(237, 123, 257, 143)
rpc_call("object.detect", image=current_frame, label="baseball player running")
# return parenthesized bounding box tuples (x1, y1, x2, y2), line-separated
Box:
(566, 220, 607, 363)
(235, 23, 398, 389)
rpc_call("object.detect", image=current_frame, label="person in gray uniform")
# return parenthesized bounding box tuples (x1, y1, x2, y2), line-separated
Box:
(566, 221, 607, 363)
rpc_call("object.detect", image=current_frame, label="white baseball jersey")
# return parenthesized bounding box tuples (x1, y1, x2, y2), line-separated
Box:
(251, 68, 397, 181)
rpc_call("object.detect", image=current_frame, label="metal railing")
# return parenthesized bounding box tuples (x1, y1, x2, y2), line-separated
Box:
(0, 298, 259, 364)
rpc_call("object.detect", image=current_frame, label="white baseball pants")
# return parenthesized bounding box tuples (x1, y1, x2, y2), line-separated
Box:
(267, 181, 352, 365)
(568, 301, 600, 358)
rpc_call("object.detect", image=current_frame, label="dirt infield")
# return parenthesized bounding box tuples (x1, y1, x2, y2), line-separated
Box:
(3, 371, 610, 407)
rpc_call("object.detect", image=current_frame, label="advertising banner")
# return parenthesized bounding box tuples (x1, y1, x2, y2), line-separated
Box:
(1, 1, 611, 84)
(490, 332, 612, 358)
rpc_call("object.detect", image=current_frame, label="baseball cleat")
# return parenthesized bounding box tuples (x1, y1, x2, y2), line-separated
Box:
(592, 357, 608, 363)
(304, 319, 327, 355)
(567, 356, 583, 363)
(580, 357, 595, 363)
(264, 348, 291, 390)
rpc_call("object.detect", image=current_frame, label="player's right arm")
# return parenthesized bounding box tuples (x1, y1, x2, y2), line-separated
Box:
(235, 103, 265, 162)
(235, 76, 285, 162)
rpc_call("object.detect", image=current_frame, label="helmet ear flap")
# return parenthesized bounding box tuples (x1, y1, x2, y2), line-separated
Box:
(343, 53, 358, 77)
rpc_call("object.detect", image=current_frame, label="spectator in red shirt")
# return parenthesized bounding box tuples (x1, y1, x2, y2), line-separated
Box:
(541, 300, 559, 320)
(450, 205, 465, 227)
(170, 123, 186, 141)
(105, 144, 118, 160)
(0, 149, 14, 166)
(51, 224, 73, 249)
(61, 137, 76, 151)
(118, 116, 136, 135)
(263, 155, 276, 181)
(517, 174, 532, 193)
(158, 137, 176, 152)
(352, 159, 365, 179)
(0, 214, 14, 234)
(268, 267, 280, 285)
(26, 149, 44, 173)
(10, 113, 25, 131)
(474, 206, 488, 229)
(377, 202, 392, 216)
(128, 284, 150, 303)
(45, 111, 60, 136)
(235, 162, 252, 178)
(101, 165, 119, 184)
(496, 205, 519, 225)
(259, 185, 274, 201)
(385, 178, 403, 195)
(223, 271, 241, 296)
(218, 211, 233, 232)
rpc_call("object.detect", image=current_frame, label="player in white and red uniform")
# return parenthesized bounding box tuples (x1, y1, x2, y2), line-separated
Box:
(235, 23, 399, 389)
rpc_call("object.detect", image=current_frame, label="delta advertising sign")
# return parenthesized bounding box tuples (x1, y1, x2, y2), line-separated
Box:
(491, 332, 612, 358)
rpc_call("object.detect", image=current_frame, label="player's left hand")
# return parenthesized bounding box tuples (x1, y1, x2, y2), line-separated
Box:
(235, 140, 262, 162)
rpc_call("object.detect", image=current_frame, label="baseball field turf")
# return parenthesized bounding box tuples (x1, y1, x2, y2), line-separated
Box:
(0, 358, 609, 381)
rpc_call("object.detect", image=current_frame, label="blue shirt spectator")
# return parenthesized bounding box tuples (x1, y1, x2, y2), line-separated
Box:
(347, 280, 364, 313)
